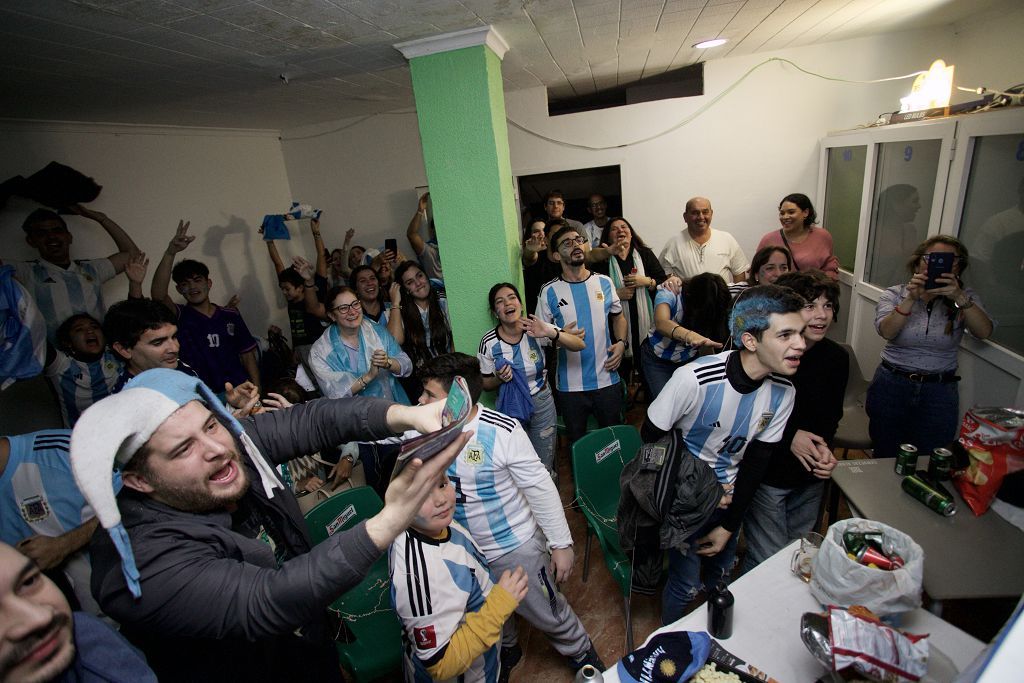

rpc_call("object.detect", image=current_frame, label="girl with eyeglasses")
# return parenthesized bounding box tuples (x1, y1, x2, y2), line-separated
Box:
(865, 235, 993, 458)
(308, 285, 411, 402)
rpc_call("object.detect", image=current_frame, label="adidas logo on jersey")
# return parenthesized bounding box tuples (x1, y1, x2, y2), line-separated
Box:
(557, 298, 569, 307)
(710, 420, 722, 428)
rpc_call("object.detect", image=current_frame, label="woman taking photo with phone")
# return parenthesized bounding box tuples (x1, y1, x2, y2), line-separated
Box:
(866, 236, 993, 458)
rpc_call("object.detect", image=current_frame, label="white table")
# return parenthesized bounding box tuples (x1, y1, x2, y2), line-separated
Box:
(601, 540, 985, 682)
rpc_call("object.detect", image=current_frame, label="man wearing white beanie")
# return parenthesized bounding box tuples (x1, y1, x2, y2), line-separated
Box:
(70, 368, 467, 682)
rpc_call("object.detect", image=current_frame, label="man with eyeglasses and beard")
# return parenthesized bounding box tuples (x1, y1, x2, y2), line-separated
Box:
(536, 226, 627, 450)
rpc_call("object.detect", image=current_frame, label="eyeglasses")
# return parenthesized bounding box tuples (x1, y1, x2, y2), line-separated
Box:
(330, 301, 362, 314)
(558, 236, 586, 248)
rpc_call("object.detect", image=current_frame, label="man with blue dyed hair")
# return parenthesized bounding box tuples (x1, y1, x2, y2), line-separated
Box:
(417, 353, 603, 680)
(536, 225, 627, 449)
(643, 284, 806, 624)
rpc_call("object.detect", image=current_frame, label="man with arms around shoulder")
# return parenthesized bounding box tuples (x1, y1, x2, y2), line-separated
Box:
(741, 271, 847, 571)
(644, 284, 805, 623)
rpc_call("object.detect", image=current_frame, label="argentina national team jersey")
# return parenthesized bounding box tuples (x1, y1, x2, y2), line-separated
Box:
(477, 327, 549, 395)
(390, 521, 499, 683)
(647, 289, 699, 365)
(536, 274, 622, 392)
(448, 407, 550, 561)
(44, 349, 121, 427)
(13, 259, 116, 344)
(647, 351, 795, 483)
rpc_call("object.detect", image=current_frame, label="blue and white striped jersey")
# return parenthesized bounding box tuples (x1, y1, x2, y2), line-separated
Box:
(477, 327, 549, 396)
(646, 288, 700, 365)
(448, 407, 551, 561)
(44, 349, 122, 427)
(647, 351, 795, 484)
(536, 274, 622, 392)
(390, 521, 499, 683)
(12, 258, 117, 344)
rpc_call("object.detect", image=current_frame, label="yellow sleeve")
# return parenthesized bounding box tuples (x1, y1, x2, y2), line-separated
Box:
(425, 584, 519, 680)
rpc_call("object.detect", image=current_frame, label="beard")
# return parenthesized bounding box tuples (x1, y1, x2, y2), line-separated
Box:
(0, 611, 75, 683)
(148, 451, 250, 513)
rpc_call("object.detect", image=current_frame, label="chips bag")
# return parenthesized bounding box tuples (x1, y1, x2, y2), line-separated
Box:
(954, 407, 1024, 516)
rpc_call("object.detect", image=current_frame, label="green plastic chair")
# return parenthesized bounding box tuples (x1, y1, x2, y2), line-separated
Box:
(305, 486, 403, 682)
(570, 425, 642, 650)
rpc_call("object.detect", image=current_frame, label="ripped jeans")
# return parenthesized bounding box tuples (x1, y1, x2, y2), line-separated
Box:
(662, 508, 740, 625)
(524, 384, 557, 473)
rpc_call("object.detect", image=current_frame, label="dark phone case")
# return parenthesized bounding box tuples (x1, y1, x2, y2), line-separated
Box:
(924, 252, 954, 289)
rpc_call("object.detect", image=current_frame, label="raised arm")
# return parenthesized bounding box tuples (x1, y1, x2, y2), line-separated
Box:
(406, 192, 429, 256)
(151, 220, 194, 312)
(125, 252, 150, 300)
(309, 217, 328, 278)
(293, 256, 327, 319)
(265, 239, 286, 274)
(67, 204, 141, 273)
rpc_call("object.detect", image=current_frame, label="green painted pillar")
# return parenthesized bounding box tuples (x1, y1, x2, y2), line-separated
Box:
(396, 27, 520, 355)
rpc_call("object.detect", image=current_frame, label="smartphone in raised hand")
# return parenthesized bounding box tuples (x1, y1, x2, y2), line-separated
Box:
(924, 252, 954, 290)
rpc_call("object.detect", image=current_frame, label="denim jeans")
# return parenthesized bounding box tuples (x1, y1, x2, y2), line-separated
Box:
(741, 481, 824, 573)
(556, 383, 623, 448)
(523, 385, 557, 473)
(662, 508, 740, 625)
(865, 364, 960, 458)
(640, 339, 682, 400)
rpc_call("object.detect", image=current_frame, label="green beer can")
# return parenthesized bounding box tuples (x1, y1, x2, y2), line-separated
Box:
(895, 443, 918, 476)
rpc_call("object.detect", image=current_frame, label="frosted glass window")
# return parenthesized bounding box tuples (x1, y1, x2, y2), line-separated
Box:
(866, 140, 942, 288)
(823, 146, 866, 271)
(957, 133, 1024, 356)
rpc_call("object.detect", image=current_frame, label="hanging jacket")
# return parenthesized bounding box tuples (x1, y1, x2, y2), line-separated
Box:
(617, 429, 723, 593)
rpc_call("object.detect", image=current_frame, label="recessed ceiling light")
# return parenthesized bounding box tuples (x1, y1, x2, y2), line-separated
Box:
(693, 38, 728, 49)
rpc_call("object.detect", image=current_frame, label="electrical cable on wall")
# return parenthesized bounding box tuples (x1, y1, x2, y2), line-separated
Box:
(504, 57, 930, 152)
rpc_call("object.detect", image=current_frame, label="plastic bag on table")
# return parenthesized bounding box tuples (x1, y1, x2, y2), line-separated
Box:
(809, 518, 923, 616)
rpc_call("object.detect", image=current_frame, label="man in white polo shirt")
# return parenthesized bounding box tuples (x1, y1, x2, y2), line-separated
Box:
(659, 197, 749, 284)
(536, 225, 627, 448)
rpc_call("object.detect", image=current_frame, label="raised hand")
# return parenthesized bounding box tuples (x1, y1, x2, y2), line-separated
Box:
(167, 220, 194, 255)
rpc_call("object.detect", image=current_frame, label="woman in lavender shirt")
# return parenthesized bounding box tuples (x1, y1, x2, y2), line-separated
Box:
(865, 236, 993, 458)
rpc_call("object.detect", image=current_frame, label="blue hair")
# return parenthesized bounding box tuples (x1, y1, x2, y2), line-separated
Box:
(728, 284, 806, 345)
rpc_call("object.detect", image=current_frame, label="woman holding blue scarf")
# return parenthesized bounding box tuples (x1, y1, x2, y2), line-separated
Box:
(309, 286, 412, 403)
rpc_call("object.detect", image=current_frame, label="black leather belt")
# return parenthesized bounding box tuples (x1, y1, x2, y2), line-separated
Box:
(881, 360, 959, 384)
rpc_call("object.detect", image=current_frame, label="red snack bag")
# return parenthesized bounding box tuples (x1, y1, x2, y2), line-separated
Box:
(953, 408, 1024, 516)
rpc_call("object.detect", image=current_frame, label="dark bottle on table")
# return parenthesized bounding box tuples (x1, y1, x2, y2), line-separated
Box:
(707, 581, 734, 638)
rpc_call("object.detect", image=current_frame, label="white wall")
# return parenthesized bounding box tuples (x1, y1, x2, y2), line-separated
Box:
(280, 112, 427, 254)
(279, 3, 1024, 264)
(0, 121, 295, 334)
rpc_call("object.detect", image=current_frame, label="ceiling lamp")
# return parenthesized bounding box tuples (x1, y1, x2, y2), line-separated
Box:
(693, 38, 727, 49)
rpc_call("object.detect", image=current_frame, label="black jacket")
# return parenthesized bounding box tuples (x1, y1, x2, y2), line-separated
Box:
(617, 430, 722, 593)
(90, 397, 396, 682)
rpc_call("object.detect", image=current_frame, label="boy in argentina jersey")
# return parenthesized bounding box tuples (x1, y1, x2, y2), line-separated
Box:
(390, 471, 527, 683)
(417, 353, 604, 678)
(44, 313, 122, 427)
(536, 225, 628, 448)
(644, 285, 806, 624)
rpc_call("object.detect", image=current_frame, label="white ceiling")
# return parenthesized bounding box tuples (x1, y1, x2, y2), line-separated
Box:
(0, 0, 997, 130)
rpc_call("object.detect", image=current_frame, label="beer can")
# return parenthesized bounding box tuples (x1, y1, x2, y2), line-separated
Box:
(901, 472, 957, 516)
(856, 544, 899, 570)
(928, 447, 953, 481)
(895, 444, 918, 475)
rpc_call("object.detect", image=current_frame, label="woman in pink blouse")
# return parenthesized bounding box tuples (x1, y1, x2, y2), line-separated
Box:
(757, 193, 840, 280)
